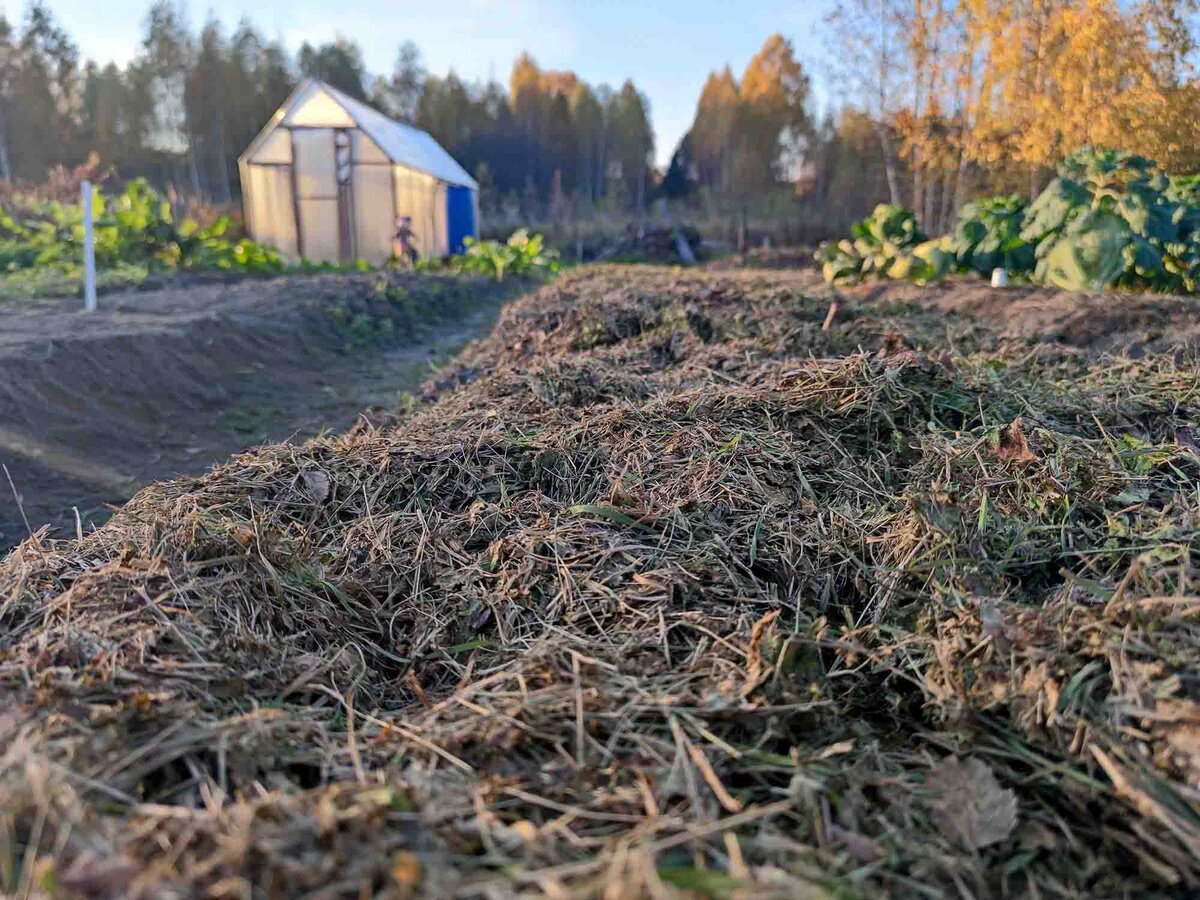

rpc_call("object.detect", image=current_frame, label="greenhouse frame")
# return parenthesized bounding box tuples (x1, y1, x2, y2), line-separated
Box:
(238, 78, 479, 265)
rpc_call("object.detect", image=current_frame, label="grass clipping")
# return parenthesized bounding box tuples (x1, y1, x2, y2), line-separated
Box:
(3, 266, 1200, 898)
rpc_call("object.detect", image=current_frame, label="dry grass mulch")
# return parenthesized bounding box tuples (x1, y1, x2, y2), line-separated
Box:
(2, 266, 1200, 899)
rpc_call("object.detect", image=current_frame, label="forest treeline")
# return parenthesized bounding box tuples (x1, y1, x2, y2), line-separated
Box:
(0, 0, 1198, 231)
(0, 1, 657, 219)
(801, 0, 1200, 233)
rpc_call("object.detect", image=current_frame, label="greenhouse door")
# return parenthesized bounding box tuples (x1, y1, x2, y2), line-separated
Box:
(292, 128, 356, 263)
(292, 128, 339, 263)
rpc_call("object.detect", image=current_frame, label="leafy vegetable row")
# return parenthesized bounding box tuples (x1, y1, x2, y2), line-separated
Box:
(818, 149, 1200, 293)
(0, 179, 283, 276)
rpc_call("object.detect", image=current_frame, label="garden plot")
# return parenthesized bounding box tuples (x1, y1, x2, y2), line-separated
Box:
(0, 272, 520, 547)
(3, 265, 1200, 898)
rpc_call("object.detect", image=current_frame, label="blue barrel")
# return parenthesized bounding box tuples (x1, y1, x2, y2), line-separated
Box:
(447, 186, 477, 255)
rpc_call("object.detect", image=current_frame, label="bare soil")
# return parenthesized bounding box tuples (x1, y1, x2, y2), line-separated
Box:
(0, 273, 519, 546)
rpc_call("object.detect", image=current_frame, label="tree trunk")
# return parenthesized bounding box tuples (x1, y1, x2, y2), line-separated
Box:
(924, 171, 937, 232)
(0, 105, 11, 183)
(213, 116, 232, 204)
(912, 162, 923, 222)
(187, 132, 204, 201)
(636, 144, 646, 222)
(596, 128, 607, 203)
(949, 143, 968, 227)
(873, 120, 902, 207)
(938, 159, 957, 234)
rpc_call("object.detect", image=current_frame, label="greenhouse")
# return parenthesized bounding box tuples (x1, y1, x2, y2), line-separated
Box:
(238, 78, 478, 264)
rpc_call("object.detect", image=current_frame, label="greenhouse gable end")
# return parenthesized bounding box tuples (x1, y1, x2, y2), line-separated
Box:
(238, 78, 478, 264)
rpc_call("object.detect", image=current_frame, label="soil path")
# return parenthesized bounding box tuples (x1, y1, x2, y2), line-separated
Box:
(0, 273, 516, 547)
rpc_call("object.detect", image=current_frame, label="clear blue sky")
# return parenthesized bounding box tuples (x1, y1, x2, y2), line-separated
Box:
(21, 0, 834, 166)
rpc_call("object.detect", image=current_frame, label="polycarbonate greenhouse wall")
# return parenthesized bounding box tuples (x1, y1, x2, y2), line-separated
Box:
(238, 78, 479, 265)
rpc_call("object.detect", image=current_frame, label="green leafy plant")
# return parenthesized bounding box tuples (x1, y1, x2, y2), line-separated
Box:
(818, 148, 1200, 293)
(453, 229, 560, 280)
(1023, 149, 1200, 292)
(949, 195, 1035, 276)
(816, 204, 951, 285)
(0, 178, 284, 287)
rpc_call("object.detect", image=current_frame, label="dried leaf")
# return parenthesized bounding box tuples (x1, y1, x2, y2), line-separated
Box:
(391, 850, 422, 891)
(743, 609, 780, 695)
(508, 819, 539, 842)
(302, 469, 331, 504)
(231, 523, 255, 547)
(996, 417, 1037, 463)
(828, 824, 881, 862)
(1174, 425, 1200, 455)
(817, 740, 855, 759)
(925, 756, 1018, 849)
(1149, 699, 1200, 782)
(59, 854, 139, 898)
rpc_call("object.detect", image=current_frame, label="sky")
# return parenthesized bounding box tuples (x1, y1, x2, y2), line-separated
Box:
(16, 0, 836, 166)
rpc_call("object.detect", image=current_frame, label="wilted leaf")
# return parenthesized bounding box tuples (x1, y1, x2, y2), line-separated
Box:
(1154, 699, 1200, 782)
(925, 756, 1018, 849)
(391, 850, 421, 892)
(828, 824, 881, 862)
(302, 469, 331, 504)
(996, 417, 1037, 463)
(916, 499, 961, 534)
(1174, 426, 1200, 455)
(59, 854, 139, 898)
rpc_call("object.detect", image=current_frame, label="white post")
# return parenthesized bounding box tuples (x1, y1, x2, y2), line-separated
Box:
(82, 180, 97, 312)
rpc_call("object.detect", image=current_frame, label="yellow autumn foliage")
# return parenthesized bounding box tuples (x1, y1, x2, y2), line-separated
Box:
(963, 0, 1200, 174)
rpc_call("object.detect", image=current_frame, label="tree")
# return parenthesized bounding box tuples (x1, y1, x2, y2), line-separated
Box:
(739, 34, 811, 189)
(962, 0, 1200, 190)
(509, 52, 546, 187)
(298, 36, 367, 100)
(572, 84, 605, 203)
(0, 8, 664, 219)
(607, 81, 653, 215)
(690, 66, 740, 194)
(185, 17, 231, 200)
(416, 71, 473, 152)
(139, 0, 191, 151)
(675, 33, 814, 221)
(3, 3, 81, 179)
(372, 41, 424, 122)
(0, 16, 15, 180)
(80, 62, 125, 167)
(826, 0, 907, 205)
(661, 130, 696, 198)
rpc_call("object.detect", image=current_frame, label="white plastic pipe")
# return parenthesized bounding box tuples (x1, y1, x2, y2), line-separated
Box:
(82, 179, 97, 312)
(991, 267, 1009, 288)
